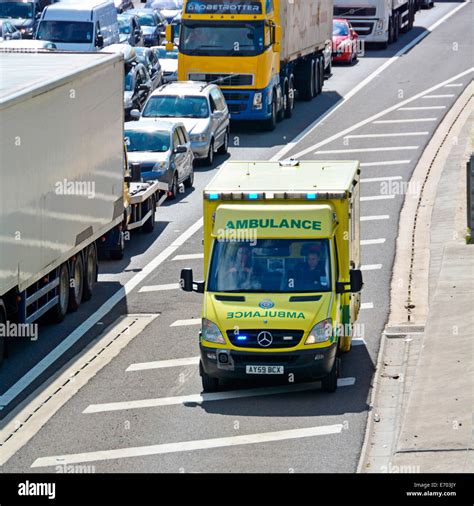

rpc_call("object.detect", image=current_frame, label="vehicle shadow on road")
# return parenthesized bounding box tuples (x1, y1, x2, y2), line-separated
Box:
(186, 346, 374, 418)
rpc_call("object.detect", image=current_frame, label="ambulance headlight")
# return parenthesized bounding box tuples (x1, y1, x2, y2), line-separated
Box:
(202, 319, 226, 344)
(305, 318, 333, 344)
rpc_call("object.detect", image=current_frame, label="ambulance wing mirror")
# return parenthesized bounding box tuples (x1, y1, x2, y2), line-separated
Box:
(336, 270, 363, 294)
(180, 268, 204, 293)
(350, 269, 363, 293)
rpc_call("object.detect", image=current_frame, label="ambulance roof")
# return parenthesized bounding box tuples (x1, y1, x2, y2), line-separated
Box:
(206, 160, 360, 193)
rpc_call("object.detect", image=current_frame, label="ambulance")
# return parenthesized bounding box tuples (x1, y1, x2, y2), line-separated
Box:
(180, 160, 363, 393)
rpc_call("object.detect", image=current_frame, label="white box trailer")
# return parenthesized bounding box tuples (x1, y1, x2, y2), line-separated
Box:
(280, 0, 333, 62)
(0, 50, 167, 362)
(333, 0, 416, 46)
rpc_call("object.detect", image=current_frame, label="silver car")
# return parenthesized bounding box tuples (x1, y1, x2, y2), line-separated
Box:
(124, 120, 194, 199)
(131, 81, 230, 166)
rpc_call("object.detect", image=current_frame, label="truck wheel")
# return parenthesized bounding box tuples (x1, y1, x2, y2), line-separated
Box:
(0, 306, 6, 366)
(284, 76, 295, 118)
(142, 196, 156, 233)
(387, 16, 394, 45)
(68, 256, 84, 312)
(184, 168, 194, 188)
(204, 139, 214, 166)
(51, 264, 70, 322)
(109, 230, 125, 260)
(303, 60, 315, 101)
(82, 244, 97, 301)
(324, 57, 332, 77)
(264, 95, 277, 131)
(393, 12, 400, 41)
(321, 357, 340, 393)
(315, 58, 323, 95)
(217, 129, 229, 155)
(200, 361, 219, 392)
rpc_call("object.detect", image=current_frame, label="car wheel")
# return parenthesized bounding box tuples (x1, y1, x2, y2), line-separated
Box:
(168, 172, 178, 199)
(184, 168, 194, 188)
(217, 129, 229, 155)
(204, 139, 214, 166)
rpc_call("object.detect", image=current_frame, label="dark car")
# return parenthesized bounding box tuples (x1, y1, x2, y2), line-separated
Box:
(124, 61, 153, 120)
(128, 8, 166, 47)
(113, 0, 133, 13)
(0, 0, 51, 39)
(134, 46, 163, 89)
(143, 0, 182, 24)
(117, 13, 143, 46)
(0, 19, 21, 41)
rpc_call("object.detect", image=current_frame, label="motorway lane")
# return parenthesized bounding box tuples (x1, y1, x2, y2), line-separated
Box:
(1, 1, 472, 473)
(0, 0, 462, 409)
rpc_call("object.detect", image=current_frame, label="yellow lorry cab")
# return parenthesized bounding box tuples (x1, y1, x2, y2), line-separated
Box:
(180, 159, 363, 393)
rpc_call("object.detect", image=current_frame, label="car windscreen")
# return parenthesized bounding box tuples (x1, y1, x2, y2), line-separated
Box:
(156, 47, 178, 59)
(118, 18, 131, 33)
(208, 239, 332, 293)
(142, 95, 209, 119)
(333, 21, 349, 36)
(180, 21, 264, 56)
(136, 13, 155, 26)
(124, 130, 171, 152)
(0, 2, 34, 19)
(124, 72, 134, 91)
(150, 0, 179, 8)
(37, 21, 94, 43)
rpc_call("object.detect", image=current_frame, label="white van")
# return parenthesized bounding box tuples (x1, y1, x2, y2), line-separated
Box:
(36, 0, 119, 51)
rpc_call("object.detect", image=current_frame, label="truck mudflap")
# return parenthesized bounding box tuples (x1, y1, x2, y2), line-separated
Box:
(199, 343, 337, 381)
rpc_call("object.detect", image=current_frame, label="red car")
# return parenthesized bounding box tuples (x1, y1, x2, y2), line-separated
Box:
(332, 18, 358, 64)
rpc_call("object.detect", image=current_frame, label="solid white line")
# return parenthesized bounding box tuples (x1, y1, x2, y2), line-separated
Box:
(127, 357, 200, 371)
(270, 1, 471, 163)
(361, 265, 382, 271)
(0, 219, 204, 409)
(170, 319, 201, 327)
(31, 424, 344, 468)
(444, 83, 463, 87)
(361, 176, 402, 183)
(361, 239, 386, 246)
(361, 303, 374, 309)
(138, 283, 179, 293)
(373, 118, 437, 124)
(422, 94, 455, 99)
(172, 253, 204, 261)
(315, 146, 418, 154)
(361, 215, 390, 222)
(344, 132, 428, 139)
(398, 106, 446, 111)
(360, 160, 410, 167)
(83, 379, 356, 414)
(361, 195, 395, 201)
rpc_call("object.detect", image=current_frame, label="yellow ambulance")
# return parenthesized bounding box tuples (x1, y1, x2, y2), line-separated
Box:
(180, 160, 363, 392)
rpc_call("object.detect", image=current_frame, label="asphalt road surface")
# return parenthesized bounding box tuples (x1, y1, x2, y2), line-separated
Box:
(1, 0, 472, 474)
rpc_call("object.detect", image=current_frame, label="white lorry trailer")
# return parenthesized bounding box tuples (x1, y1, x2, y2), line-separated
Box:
(0, 50, 167, 363)
(333, 0, 416, 47)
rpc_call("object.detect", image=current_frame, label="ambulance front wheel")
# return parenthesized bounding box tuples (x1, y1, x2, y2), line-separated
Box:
(200, 360, 219, 392)
(321, 357, 340, 393)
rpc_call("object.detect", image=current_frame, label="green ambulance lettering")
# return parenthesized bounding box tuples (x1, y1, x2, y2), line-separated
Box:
(227, 312, 234, 318)
(302, 220, 311, 229)
(312, 221, 322, 230)
(249, 219, 259, 228)
(290, 219, 301, 228)
(237, 220, 248, 229)
(226, 221, 235, 229)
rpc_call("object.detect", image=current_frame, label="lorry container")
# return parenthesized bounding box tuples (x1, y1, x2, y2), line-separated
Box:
(180, 159, 363, 393)
(173, 0, 333, 130)
(0, 50, 166, 363)
(333, 0, 416, 47)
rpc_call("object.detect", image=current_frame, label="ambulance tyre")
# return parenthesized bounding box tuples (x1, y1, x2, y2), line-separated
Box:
(200, 361, 219, 392)
(321, 357, 340, 393)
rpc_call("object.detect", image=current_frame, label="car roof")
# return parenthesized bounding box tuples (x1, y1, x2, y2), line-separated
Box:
(150, 81, 215, 97)
(124, 119, 181, 131)
(129, 8, 156, 15)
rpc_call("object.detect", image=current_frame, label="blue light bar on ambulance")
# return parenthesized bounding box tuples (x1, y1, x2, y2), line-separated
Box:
(204, 191, 347, 200)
